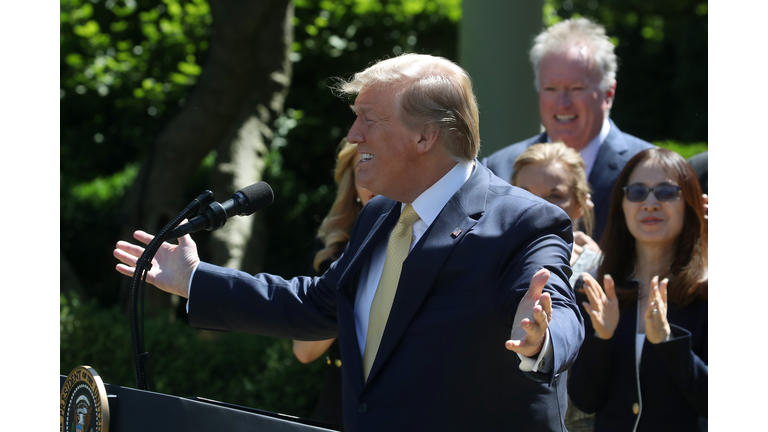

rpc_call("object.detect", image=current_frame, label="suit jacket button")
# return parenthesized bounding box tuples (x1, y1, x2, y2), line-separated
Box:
(358, 403, 368, 413)
(632, 402, 640, 415)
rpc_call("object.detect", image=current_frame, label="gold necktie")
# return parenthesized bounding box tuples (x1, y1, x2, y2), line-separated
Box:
(362, 204, 420, 382)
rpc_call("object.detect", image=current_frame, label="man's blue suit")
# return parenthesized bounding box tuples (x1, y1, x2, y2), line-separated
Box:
(188, 163, 585, 431)
(481, 120, 654, 243)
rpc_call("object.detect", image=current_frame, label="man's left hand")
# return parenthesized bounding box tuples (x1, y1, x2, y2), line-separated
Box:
(506, 268, 552, 357)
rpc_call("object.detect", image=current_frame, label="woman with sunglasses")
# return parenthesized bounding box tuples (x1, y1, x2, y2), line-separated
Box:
(568, 147, 708, 431)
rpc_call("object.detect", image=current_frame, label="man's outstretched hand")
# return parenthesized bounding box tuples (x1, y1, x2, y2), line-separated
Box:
(506, 268, 552, 358)
(113, 230, 200, 298)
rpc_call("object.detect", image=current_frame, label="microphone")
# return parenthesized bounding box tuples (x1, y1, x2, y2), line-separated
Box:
(168, 182, 274, 240)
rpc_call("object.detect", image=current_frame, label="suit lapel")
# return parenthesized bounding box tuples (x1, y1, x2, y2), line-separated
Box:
(337, 201, 400, 298)
(589, 119, 629, 209)
(365, 163, 489, 384)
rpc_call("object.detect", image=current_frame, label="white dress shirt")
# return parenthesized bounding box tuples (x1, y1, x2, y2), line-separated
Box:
(548, 118, 611, 178)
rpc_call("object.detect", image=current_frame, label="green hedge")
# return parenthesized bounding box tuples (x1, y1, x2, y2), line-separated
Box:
(60, 293, 326, 418)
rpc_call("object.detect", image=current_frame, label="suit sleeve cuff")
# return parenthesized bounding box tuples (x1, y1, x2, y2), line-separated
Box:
(185, 262, 201, 314)
(517, 328, 553, 373)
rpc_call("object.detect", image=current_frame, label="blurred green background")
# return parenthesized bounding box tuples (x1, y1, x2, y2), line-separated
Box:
(60, 0, 707, 420)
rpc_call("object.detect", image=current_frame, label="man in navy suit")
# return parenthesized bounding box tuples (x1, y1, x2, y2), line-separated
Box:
(482, 18, 654, 243)
(115, 53, 584, 431)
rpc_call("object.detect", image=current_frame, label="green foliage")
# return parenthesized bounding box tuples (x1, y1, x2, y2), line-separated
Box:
(543, 1, 707, 144)
(61, 0, 213, 304)
(264, 0, 462, 278)
(60, 292, 326, 417)
(654, 140, 707, 160)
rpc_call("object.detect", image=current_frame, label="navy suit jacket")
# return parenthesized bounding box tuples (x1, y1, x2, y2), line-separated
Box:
(481, 120, 654, 243)
(188, 163, 585, 431)
(569, 295, 708, 431)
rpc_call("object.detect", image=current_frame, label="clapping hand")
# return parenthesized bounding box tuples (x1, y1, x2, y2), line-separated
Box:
(506, 268, 553, 357)
(113, 230, 200, 298)
(644, 276, 671, 344)
(581, 273, 620, 340)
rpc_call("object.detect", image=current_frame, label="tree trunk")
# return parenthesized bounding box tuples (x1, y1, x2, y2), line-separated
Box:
(121, 0, 293, 314)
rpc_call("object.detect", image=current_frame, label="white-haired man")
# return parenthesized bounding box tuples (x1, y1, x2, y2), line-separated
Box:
(483, 18, 654, 243)
(115, 53, 583, 431)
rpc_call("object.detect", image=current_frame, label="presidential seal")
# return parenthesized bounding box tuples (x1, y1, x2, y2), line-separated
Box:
(60, 366, 110, 432)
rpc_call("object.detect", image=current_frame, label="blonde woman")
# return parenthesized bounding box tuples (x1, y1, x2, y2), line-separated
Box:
(512, 142, 601, 287)
(293, 138, 374, 430)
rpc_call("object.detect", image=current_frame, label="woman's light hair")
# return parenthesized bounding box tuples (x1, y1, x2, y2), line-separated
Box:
(511, 142, 594, 236)
(313, 139, 363, 272)
(332, 53, 480, 162)
(529, 17, 618, 92)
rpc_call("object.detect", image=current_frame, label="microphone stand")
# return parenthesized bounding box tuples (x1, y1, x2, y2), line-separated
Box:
(129, 190, 215, 390)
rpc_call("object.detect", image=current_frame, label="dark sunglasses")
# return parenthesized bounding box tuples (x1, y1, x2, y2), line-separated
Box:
(623, 183, 682, 202)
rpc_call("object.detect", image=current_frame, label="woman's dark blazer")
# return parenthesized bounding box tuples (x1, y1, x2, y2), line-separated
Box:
(568, 291, 708, 431)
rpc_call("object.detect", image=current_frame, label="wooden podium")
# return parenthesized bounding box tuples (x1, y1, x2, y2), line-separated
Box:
(60, 374, 338, 432)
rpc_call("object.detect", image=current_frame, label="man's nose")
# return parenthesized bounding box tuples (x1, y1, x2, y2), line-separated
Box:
(347, 120, 364, 143)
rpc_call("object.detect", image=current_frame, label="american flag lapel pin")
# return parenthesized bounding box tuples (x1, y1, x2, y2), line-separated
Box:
(450, 227, 462, 238)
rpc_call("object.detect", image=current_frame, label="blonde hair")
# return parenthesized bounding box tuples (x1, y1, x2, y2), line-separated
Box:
(313, 139, 363, 272)
(511, 142, 594, 236)
(332, 53, 480, 162)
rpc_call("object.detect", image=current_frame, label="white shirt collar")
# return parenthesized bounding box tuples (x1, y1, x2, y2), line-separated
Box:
(579, 118, 610, 178)
(405, 159, 474, 227)
(546, 118, 610, 178)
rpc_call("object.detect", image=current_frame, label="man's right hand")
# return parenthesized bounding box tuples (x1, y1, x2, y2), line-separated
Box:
(113, 230, 200, 299)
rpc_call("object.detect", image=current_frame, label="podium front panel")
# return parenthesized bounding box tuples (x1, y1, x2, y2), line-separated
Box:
(60, 375, 337, 432)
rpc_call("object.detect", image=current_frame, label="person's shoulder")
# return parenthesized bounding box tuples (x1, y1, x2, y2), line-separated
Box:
(485, 174, 571, 222)
(607, 120, 654, 152)
(621, 132, 655, 151)
(687, 151, 708, 166)
(480, 134, 545, 181)
(361, 195, 395, 213)
(482, 134, 543, 165)
(485, 169, 537, 202)
(347, 195, 396, 235)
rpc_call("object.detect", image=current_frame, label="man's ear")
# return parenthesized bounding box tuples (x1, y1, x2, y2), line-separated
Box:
(416, 125, 440, 154)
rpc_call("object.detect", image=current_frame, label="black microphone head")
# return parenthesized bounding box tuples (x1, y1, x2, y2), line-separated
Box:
(236, 182, 274, 216)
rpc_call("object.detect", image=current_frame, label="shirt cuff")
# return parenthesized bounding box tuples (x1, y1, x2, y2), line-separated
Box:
(517, 328, 553, 373)
(185, 262, 200, 314)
